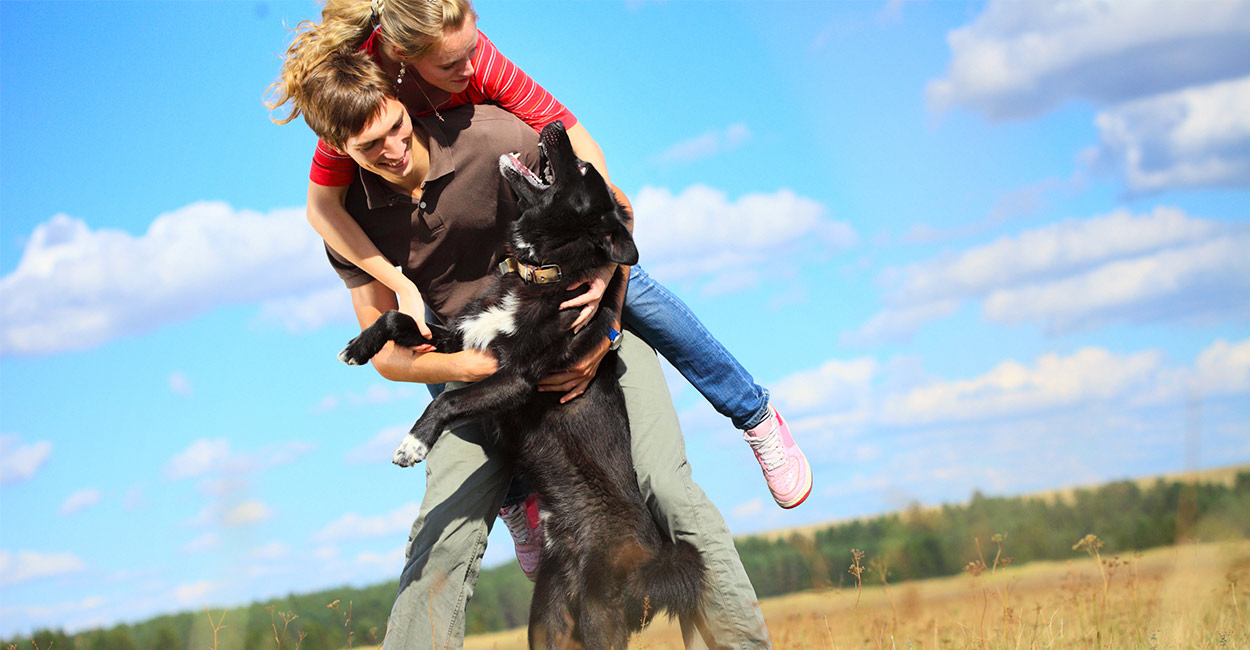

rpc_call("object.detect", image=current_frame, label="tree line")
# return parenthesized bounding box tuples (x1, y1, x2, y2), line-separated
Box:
(8, 472, 1248, 649)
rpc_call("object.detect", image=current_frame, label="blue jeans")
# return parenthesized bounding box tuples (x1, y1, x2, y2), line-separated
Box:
(621, 265, 771, 430)
(495, 265, 770, 507)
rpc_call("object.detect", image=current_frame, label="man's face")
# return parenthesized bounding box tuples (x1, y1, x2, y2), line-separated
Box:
(342, 97, 417, 183)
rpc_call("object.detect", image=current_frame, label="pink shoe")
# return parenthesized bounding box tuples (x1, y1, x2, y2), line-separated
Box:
(744, 407, 812, 509)
(499, 493, 544, 581)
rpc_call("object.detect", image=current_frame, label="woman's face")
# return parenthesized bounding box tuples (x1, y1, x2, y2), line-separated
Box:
(411, 17, 478, 94)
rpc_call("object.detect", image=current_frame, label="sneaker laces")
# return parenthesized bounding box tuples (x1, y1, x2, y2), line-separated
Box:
(500, 504, 532, 545)
(746, 425, 787, 472)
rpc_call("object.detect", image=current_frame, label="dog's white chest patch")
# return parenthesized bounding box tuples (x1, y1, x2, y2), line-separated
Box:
(457, 291, 520, 350)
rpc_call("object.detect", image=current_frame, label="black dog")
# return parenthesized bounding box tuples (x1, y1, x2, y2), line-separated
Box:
(339, 122, 705, 649)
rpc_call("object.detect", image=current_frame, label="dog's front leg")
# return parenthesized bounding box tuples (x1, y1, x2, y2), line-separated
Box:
(339, 310, 431, 365)
(392, 371, 533, 467)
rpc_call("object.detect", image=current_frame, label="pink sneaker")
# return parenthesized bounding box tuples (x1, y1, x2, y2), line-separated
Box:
(744, 407, 812, 509)
(499, 493, 544, 581)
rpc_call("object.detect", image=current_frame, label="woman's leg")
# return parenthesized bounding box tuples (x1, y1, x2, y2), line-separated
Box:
(622, 266, 770, 429)
(622, 265, 813, 509)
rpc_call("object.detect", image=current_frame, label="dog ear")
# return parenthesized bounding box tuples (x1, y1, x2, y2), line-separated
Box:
(601, 217, 639, 266)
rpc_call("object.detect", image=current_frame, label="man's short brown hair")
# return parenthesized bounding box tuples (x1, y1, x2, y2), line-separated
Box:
(298, 50, 395, 151)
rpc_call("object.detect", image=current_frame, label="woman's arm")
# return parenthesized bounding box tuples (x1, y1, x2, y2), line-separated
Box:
(349, 281, 496, 385)
(308, 181, 432, 339)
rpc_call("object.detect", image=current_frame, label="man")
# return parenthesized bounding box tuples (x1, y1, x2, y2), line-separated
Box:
(297, 50, 770, 649)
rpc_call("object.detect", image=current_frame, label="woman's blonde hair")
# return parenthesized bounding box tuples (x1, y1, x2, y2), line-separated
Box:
(266, 0, 476, 125)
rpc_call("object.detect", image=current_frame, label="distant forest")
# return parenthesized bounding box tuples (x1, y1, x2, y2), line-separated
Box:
(10, 471, 1249, 650)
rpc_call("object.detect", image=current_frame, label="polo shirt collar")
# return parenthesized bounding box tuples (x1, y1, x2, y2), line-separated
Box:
(417, 113, 456, 183)
(356, 119, 456, 210)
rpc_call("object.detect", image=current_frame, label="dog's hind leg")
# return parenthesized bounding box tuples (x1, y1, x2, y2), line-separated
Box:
(393, 371, 533, 467)
(530, 562, 580, 649)
(339, 310, 430, 365)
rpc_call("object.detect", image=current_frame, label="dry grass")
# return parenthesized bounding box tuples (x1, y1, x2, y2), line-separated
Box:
(449, 539, 1249, 650)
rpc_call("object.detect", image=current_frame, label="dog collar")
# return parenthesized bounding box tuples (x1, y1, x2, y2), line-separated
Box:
(498, 257, 563, 284)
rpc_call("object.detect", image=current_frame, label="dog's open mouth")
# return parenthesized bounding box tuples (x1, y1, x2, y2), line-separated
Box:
(501, 142, 589, 192)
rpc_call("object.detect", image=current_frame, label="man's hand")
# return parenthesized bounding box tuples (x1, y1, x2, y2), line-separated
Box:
(560, 266, 615, 333)
(453, 348, 499, 383)
(538, 335, 612, 403)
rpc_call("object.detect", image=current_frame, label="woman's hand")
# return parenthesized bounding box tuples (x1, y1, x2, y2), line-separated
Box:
(397, 285, 436, 352)
(538, 335, 611, 403)
(561, 266, 615, 333)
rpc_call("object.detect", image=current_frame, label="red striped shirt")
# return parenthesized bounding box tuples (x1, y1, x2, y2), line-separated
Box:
(309, 30, 576, 186)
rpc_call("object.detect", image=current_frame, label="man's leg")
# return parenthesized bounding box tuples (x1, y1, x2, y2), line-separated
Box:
(615, 334, 771, 649)
(382, 399, 512, 650)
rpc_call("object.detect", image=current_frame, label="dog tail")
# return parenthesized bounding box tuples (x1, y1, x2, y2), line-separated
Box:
(631, 538, 706, 622)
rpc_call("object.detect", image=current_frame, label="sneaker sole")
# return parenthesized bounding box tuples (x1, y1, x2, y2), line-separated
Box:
(774, 460, 813, 509)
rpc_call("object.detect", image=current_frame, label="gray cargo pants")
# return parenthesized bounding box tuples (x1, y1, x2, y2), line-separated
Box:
(380, 334, 770, 649)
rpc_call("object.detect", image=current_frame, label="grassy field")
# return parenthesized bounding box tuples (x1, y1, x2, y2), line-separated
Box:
(450, 539, 1249, 649)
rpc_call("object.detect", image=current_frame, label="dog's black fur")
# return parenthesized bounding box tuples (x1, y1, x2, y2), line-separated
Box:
(339, 122, 705, 649)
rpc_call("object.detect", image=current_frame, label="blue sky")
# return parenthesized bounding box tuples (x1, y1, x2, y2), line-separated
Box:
(2, 0, 1248, 636)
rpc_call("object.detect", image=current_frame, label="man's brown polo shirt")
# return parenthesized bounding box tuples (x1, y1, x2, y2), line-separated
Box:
(326, 104, 541, 323)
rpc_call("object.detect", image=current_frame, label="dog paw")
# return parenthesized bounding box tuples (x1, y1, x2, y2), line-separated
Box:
(338, 338, 369, 365)
(392, 437, 430, 467)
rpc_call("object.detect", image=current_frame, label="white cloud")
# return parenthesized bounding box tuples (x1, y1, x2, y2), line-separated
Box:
(773, 337, 1250, 433)
(731, 498, 764, 518)
(250, 541, 291, 560)
(224, 501, 273, 526)
(354, 546, 406, 571)
(850, 207, 1248, 342)
(123, 485, 145, 510)
(169, 371, 192, 397)
(654, 124, 752, 165)
(927, 0, 1250, 120)
(982, 232, 1250, 334)
(1088, 75, 1250, 193)
(0, 595, 105, 628)
(182, 532, 221, 553)
(0, 550, 87, 586)
(0, 202, 332, 356)
(187, 499, 275, 528)
(256, 286, 353, 333)
(631, 185, 856, 285)
(0, 435, 52, 486)
(313, 502, 420, 543)
(317, 384, 429, 414)
(165, 438, 315, 480)
(345, 425, 409, 465)
(165, 439, 233, 480)
(841, 300, 959, 347)
(882, 347, 1164, 426)
(771, 357, 879, 416)
(173, 581, 218, 605)
(59, 488, 101, 515)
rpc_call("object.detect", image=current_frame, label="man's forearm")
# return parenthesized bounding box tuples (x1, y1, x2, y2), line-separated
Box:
(370, 343, 495, 385)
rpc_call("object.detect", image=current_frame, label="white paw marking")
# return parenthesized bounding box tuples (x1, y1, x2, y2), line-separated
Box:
(338, 347, 362, 365)
(456, 291, 519, 350)
(392, 437, 429, 467)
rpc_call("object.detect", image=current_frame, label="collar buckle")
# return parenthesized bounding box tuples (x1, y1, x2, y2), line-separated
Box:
(498, 257, 562, 284)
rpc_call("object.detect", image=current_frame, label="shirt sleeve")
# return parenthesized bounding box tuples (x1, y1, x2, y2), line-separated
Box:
(469, 31, 577, 132)
(324, 242, 373, 288)
(310, 139, 358, 187)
